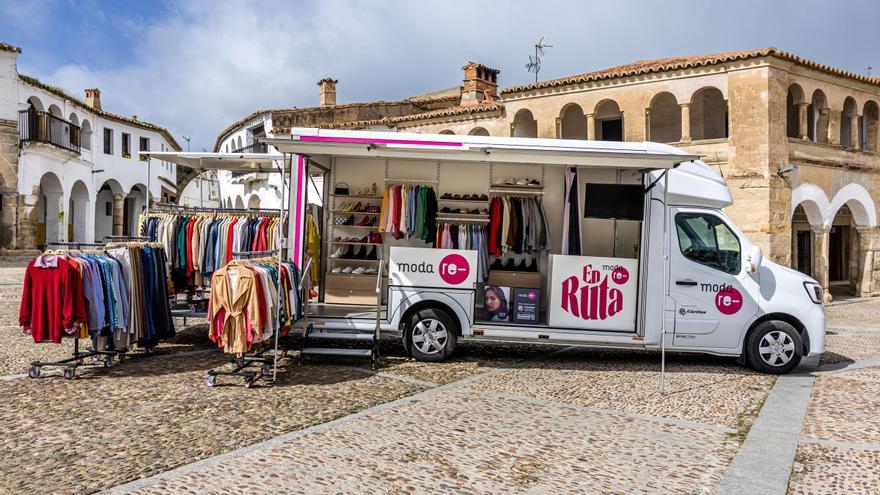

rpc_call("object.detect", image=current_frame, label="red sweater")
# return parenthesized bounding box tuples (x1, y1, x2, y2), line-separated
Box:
(19, 257, 87, 343)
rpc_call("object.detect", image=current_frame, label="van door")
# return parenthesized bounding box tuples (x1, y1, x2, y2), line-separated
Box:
(669, 208, 758, 349)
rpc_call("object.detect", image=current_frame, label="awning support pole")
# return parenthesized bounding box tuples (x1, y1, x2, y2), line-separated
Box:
(660, 170, 670, 395)
(272, 152, 290, 382)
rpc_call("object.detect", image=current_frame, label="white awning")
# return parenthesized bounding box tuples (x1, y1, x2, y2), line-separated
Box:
(261, 127, 700, 170)
(138, 151, 285, 172)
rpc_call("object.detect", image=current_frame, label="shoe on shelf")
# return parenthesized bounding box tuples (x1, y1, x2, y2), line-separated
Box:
(341, 265, 354, 274)
(368, 204, 380, 213)
(366, 247, 378, 260)
(359, 235, 369, 243)
(503, 258, 515, 270)
(367, 217, 378, 227)
(354, 246, 366, 259)
(440, 207, 452, 213)
(369, 231, 382, 243)
(369, 183, 378, 196)
(479, 209, 489, 215)
(515, 178, 528, 186)
(441, 192, 452, 199)
(478, 194, 488, 201)
(331, 266, 343, 273)
(527, 258, 538, 272)
(343, 215, 355, 225)
(515, 259, 528, 271)
(329, 246, 346, 259)
(340, 203, 354, 212)
(490, 258, 503, 270)
(528, 179, 541, 187)
(353, 201, 363, 212)
(352, 266, 367, 275)
(364, 266, 378, 275)
(356, 216, 371, 226)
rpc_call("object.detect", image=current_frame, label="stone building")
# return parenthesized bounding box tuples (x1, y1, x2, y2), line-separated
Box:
(0, 42, 181, 250)
(215, 48, 880, 300)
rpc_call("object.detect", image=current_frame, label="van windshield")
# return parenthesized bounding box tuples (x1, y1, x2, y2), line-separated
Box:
(675, 212, 741, 274)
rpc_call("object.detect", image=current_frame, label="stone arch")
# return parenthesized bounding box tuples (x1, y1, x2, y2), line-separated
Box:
(648, 92, 681, 143)
(234, 195, 245, 209)
(94, 179, 124, 241)
(558, 103, 587, 140)
(809, 89, 829, 143)
(468, 127, 489, 136)
(68, 180, 90, 242)
(829, 183, 877, 228)
(790, 183, 827, 228)
(863, 100, 879, 151)
(511, 108, 537, 138)
(26, 96, 44, 112)
(247, 194, 261, 209)
(840, 97, 859, 148)
(36, 172, 64, 246)
(786, 84, 806, 139)
(47, 104, 62, 117)
(689, 87, 727, 140)
(594, 99, 624, 141)
(438, 130, 455, 135)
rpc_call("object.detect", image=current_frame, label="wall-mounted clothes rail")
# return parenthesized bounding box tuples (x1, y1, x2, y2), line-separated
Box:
(149, 204, 282, 216)
(489, 188, 545, 196)
(232, 250, 276, 259)
(104, 235, 151, 242)
(44, 241, 106, 248)
(436, 216, 490, 224)
(384, 178, 439, 184)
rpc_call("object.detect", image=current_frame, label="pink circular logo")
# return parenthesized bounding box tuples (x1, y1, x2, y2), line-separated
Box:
(611, 266, 629, 285)
(527, 291, 537, 300)
(439, 254, 470, 285)
(715, 286, 743, 315)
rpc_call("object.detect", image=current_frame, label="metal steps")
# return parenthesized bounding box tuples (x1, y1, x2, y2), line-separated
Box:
(300, 347, 374, 358)
(307, 331, 374, 341)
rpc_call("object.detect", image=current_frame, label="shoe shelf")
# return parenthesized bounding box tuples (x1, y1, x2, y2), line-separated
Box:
(331, 210, 380, 215)
(329, 194, 382, 199)
(331, 225, 378, 229)
(328, 258, 381, 264)
(436, 212, 489, 218)
(490, 184, 543, 190)
(329, 241, 383, 246)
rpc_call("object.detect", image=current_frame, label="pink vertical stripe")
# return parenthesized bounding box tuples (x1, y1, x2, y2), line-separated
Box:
(292, 155, 305, 268)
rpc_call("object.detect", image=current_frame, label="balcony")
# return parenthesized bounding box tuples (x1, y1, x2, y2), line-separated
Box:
(19, 109, 81, 154)
(232, 142, 268, 154)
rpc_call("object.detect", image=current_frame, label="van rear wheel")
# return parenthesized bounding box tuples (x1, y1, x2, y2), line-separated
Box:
(404, 308, 457, 362)
(746, 321, 803, 374)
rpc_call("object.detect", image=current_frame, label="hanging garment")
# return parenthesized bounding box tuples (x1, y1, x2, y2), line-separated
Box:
(563, 167, 582, 255)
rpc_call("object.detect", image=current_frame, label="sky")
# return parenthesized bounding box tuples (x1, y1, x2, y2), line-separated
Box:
(2, 0, 879, 150)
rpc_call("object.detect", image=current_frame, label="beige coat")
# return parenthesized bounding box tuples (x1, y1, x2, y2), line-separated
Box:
(210, 264, 263, 354)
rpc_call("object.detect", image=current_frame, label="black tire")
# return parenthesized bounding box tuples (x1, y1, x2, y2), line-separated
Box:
(404, 307, 458, 362)
(746, 320, 803, 374)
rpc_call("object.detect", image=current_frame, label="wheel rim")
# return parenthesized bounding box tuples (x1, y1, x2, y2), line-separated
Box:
(758, 331, 796, 367)
(411, 318, 449, 355)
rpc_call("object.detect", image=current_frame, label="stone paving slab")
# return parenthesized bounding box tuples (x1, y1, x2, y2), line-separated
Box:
(801, 366, 880, 445)
(114, 386, 737, 495)
(0, 351, 424, 495)
(464, 348, 774, 429)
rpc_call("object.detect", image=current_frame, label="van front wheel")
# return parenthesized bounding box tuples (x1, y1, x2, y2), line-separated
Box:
(746, 321, 803, 374)
(404, 308, 458, 362)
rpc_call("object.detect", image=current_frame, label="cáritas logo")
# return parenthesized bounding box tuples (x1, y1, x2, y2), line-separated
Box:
(560, 264, 624, 321)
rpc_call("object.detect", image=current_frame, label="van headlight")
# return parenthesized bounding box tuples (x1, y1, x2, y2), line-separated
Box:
(803, 282, 823, 304)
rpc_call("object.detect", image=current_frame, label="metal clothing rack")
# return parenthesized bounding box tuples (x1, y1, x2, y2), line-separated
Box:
(149, 203, 282, 216)
(104, 235, 151, 242)
(435, 216, 490, 224)
(488, 187, 545, 196)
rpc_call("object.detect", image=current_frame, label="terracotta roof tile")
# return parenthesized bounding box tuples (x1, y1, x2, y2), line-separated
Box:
(387, 102, 503, 124)
(503, 47, 880, 93)
(0, 41, 21, 53)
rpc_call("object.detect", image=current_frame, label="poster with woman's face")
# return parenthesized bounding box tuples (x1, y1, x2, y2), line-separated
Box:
(484, 286, 510, 322)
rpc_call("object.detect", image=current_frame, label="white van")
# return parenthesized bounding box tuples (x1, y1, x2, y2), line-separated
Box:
(268, 128, 825, 374)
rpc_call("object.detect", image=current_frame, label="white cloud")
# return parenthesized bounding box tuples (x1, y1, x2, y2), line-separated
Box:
(24, 0, 880, 150)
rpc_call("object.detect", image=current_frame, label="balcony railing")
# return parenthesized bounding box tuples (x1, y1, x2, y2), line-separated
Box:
(232, 142, 268, 154)
(19, 109, 81, 154)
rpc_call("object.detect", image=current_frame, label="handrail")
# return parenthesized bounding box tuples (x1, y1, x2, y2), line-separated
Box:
(298, 258, 313, 290)
(374, 258, 384, 342)
(18, 109, 81, 154)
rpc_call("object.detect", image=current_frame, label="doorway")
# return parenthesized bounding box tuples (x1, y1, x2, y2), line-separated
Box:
(828, 225, 849, 282)
(795, 230, 812, 276)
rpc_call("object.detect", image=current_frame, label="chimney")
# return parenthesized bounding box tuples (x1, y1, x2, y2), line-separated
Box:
(84, 88, 102, 111)
(460, 62, 499, 106)
(318, 77, 338, 107)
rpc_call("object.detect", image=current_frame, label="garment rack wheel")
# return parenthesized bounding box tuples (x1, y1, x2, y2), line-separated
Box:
(63, 368, 76, 380)
(27, 365, 41, 379)
(243, 376, 255, 388)
(260, 364, 272, 378)
(205, 374, 217, 387)
(103, 357, 114, 368)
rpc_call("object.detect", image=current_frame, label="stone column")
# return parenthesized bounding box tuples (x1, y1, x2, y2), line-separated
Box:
(680, 103, 691, 142)
(586, 113, 595, 140)
(856, 227, 879, 296)
(112, 193, 125, 236)
(827, 110, 839, 145)
(812, 227, 832, 302)
(797, 103, 809, 140)
(554, 117, 562, 139)
(850, 115, 861, 150)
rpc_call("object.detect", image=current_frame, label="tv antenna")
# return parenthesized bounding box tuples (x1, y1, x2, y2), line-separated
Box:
(525, 37, 553, 83)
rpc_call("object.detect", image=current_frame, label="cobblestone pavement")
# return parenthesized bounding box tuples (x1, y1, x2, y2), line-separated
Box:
(787, 299, 880, 495)
(2, 256, 879, 494)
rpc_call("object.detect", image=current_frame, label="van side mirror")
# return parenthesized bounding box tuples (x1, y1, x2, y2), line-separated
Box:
(749, 245, 763, 273)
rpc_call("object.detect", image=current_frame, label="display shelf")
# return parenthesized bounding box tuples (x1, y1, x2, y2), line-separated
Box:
(330, 225, 379, 229)
(330, 194, 382, 199)
(330, 210, 380, 215)
(438, 198, 489, 203)
(490, 183, 543, 190)
(330, 241, 382, 246)
(327, 258, 381, 264)
(436, 212, 489, 218)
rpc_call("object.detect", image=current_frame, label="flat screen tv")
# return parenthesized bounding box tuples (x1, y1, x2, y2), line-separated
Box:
(584, 183, 644, 221)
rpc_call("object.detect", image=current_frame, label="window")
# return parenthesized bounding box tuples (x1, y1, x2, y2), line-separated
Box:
(139, 137, 149, 161)
(675, 212, 741, 274)
(103, 128, 113, 155)
(122, 133, 131, 158)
